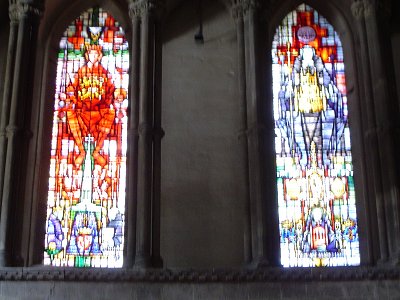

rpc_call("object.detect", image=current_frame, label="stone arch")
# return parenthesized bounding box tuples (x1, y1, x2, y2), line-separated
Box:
(258, 1, 398, 266)
(269, 3, 364, 266)
(28, 0, 133, 266)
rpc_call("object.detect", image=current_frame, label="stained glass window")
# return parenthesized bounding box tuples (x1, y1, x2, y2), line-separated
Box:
(272, 4, 360, 267)
(44, 7, 129, 268)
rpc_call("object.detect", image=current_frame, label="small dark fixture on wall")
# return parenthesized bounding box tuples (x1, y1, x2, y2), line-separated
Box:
(194, 0, 204, 44)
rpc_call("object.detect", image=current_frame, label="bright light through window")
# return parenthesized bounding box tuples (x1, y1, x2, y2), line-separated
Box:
(272, 4, 360, 267)
(44, 7, 129, 268)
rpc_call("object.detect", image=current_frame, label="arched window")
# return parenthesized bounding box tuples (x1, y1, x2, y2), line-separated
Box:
(272, 4, 360, 267)
(44, 7, 129, 268)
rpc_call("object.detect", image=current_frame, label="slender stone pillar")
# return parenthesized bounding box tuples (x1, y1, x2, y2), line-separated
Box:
(125, 7, 141, 268)
(245, 1, 270, 267)
(0, 4, 19, 215)
(0, 1, 42, 266)
(348, 1, 382, 264)
(129, 0, 163, 268)
(351, 0, 400, 264)
(151, 19, 164, 268)
(230, 0, 270, 268)
(362, 1, 400, 265)
(136, 5, 152, 269)
(230, 1, 252, 264)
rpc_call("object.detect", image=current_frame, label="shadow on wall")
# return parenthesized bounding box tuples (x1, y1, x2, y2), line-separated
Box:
(163, 0, 227, 44)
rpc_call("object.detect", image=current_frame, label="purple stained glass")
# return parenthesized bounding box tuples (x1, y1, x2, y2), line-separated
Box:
(44, 7, 129, 268)
(272, 4, 360, 267)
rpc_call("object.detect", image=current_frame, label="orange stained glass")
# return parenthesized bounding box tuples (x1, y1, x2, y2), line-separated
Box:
(272, 4, 360, 267)
(44, 7, 129, 268)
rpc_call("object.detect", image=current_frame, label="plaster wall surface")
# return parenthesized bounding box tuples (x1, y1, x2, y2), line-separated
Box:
(161, 0, 247, 269)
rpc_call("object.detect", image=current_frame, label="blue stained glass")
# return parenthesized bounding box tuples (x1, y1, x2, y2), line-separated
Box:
(44, 7, 129, 268)
(272, 4, 360, 267)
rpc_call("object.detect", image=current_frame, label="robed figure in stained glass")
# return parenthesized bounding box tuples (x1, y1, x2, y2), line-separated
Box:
(62, 44, 125, 169)
(272, 4, 360, 267)
(44, 7, 129, 268)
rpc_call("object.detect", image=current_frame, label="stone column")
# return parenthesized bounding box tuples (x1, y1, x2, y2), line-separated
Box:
(129, 0, 164, 268)
(230, 0, 270, 268)
(0, 0, 42, 266)
(351, 0, 400, 264)
(365, 0, 400, 265)
(125, 6, 141, 268)
(230, 0, 252, 264)
(151, 18, 164, 268)
(0, 3, 19, 217)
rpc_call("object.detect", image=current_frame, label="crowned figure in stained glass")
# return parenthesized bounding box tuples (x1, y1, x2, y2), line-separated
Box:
(44, 7, 129, 268)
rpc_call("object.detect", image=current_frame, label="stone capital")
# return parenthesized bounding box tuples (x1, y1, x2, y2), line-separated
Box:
(229, 0, 259, 21)
(5, 125, 20, 138)
(351, 0, 373, 20)
(9, 2, 43, 24)
(128, 0, 164, 20)
(0, 130, 6, 140)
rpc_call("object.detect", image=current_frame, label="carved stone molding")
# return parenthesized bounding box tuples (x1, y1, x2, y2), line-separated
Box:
(4, 125, 32, 139)
(351, 0, 373, 20)
(230, 0, 260, 21)
(5, 125, 20, 138)
(0, 266, 399, 282)
(128, 0, 164, 20)
(8, 2, 43, 23)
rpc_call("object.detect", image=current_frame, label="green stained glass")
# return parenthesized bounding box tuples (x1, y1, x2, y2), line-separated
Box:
(272, 4, 360, 267)
(44, 7, 130, 268)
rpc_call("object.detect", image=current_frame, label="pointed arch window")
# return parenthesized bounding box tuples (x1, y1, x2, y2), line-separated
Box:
(272, 4, 360, 267)
(44, 7, 130, 268)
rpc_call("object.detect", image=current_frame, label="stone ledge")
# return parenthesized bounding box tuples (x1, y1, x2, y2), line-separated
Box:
(0, 266, 398, 282)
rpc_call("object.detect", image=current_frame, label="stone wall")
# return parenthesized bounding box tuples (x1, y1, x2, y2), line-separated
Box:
(0, 267, 399, 299)
(1, 281, 400, 300)
(0, 0, 399, 298)
(161, 0, 246, 269)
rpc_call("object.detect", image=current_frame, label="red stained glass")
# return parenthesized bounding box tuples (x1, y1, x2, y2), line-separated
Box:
(272, 4, 360, 267)
(44, 7, 129, 268)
